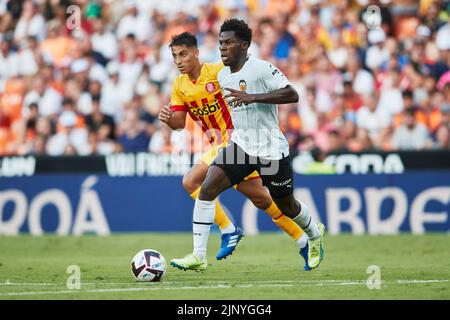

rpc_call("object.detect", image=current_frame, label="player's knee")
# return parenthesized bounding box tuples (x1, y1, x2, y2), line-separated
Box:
(182, 174, 200, 194)
(251, 194, 272, 210)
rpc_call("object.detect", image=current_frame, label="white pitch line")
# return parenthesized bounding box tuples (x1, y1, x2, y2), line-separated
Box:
(1, 279, 448, 286)
(0, 280, 448, 296)
(0, 284, 292, 296)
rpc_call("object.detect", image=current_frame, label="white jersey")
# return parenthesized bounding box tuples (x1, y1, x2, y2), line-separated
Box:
(217, 56, 290, 160)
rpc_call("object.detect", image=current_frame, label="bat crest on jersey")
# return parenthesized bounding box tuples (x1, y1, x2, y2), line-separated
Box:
(239, 79, 247, 91)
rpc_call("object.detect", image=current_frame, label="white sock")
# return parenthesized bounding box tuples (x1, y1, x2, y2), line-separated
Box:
(292, 201, 320, 240)
(193, 199, 215, 260)
(221, 223, 236, 234)
(296, 233, 308, 249)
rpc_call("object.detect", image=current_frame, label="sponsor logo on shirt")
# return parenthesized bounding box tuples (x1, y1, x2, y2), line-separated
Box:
(189, 100, 222, 117)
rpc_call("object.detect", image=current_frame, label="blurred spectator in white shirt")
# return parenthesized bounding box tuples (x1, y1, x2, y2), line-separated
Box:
(356, 93, 390, 140)
(46, 110, 89, 155)
(17, 36, 39, 77)
(345, 51, 375, 96)
(392, 109, 431, 150)
(91, 18, 119, 61)
(0, 40, 19, 91)
(116, 0, 151, 42)
(377, 69, 404, 116)
(101, 61, 125, 122)
(13, 0, 46, 44)
(22, 77, 62, 118)
(365, 29, 390, 71)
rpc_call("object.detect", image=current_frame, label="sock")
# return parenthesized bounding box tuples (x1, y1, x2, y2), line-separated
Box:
(296, 233, 308, 249)
(265, 201, 304, 241)
(292, 201, 320, 240)
(193, 198, 215, 260)
(191, 187, 234, 234)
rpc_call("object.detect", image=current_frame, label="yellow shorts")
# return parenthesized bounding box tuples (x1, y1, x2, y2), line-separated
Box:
(200, 143, 260, 187)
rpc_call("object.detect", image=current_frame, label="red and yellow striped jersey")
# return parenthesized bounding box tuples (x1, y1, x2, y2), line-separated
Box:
(170, 62, 233, 146)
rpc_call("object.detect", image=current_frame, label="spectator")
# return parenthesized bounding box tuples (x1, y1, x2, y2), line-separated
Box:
(84, 95, 116, 140)
(40, 19, 75, 68)
(95, 124, 120, 155)
(432, 124, 449, 149)
(116, 1, 151, 42)
(392, 109, 431, 150)
(365, 29, 390, 71)
(347, 128, 373, 152)
(46, 110, 90, 155)
(13, 0, 45, 44)
(100, 61, 124, 121)
(0, 0, 448, 156)
(118, 109, 149, 153)
(22, 76, 62, 118)
(356, 93, 390, 140)
(91, 17, 119, 62)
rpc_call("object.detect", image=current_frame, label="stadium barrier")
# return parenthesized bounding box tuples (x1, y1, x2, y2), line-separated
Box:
(0, 151, 449, 235)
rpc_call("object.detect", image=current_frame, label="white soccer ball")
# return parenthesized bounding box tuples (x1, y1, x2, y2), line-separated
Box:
(131, 249, 167, 282)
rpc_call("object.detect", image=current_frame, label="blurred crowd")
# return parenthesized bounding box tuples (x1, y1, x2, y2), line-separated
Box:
(0, 0, 449, 157)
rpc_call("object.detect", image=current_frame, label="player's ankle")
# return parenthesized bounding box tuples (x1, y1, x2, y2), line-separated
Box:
(193, 250, 206, 261)
(221, 223, 236, 234)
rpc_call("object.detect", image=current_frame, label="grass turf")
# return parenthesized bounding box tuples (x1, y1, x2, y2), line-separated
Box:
(0, 233, 449, 300)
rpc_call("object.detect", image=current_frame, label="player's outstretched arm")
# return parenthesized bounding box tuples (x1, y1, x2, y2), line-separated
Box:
(158, 103, 187, 130)
(224, 85, 299, 105)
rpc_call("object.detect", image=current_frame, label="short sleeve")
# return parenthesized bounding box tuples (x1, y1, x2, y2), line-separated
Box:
(259, 60, 291, 92)
(170, 78, 188, 112)
(209, 62, 224, 78)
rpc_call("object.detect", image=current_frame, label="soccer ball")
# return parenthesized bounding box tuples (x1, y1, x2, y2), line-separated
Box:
(131, 249, 167, 282)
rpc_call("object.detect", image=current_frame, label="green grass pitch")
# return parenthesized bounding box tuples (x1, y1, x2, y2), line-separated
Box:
(0, 233, 449, 299)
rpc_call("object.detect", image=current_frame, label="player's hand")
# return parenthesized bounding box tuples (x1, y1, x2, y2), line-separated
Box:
(224, 87, 255, 105)
(158, 103, 172, 123)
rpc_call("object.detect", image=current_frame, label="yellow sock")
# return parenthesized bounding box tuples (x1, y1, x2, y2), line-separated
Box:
(190, 187, 232, 230)
(265, 201, 304, 240)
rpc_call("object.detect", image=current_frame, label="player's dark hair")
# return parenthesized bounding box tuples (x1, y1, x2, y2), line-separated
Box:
(169, 32, 197, 48)
(220, 18, 252, 45)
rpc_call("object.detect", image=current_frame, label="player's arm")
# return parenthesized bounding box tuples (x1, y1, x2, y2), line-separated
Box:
(161, 78, 188, 130)
(224, 61, 298, 105)
(158, 103, 187, 130)
(224, 85, 299, 105)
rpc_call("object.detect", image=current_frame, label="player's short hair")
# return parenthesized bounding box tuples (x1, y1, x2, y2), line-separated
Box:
(220, 18, 252, 45)
(169, 32, 197, 48)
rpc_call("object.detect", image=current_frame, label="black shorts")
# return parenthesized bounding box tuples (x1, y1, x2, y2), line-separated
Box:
(211, 142, 294, 198)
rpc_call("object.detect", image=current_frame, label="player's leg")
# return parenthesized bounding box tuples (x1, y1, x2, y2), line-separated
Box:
(258, 156, 325, 269)
(198, 142, 256, 260)
(171, 142, 252, 270)
(171, 165, 232, 271)
(235, 177, 307, 247)
(183, 160, 236, 234)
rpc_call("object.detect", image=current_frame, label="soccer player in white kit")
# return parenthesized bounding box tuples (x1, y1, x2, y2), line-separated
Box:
(170, 19, 325, 272)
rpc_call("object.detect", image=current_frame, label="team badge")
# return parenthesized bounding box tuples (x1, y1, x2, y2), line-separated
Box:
(205, 82, 215, 93)
(239, 79, 247, 91)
